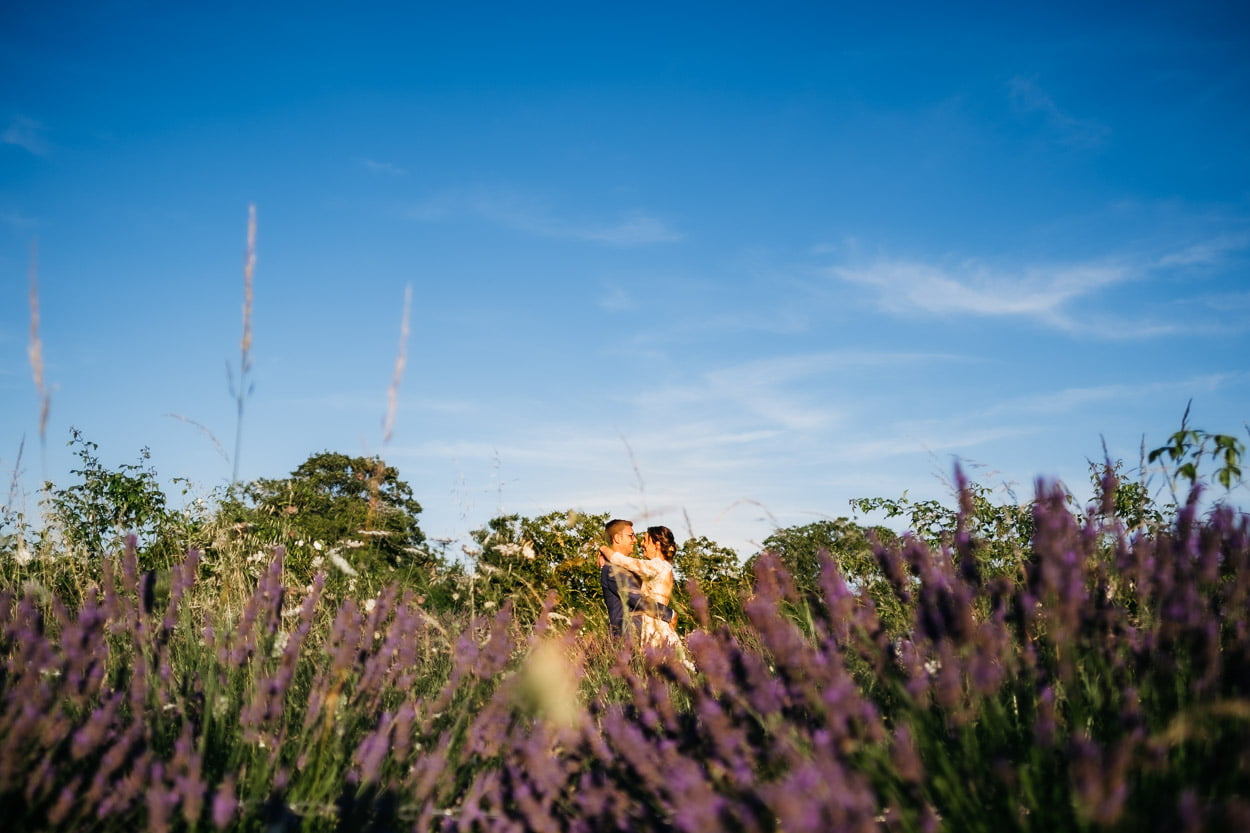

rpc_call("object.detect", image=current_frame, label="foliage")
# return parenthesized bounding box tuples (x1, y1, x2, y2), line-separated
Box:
(1087, 458, 1172, 533)
(466, 513, 750, 632)
(39, 429, 192, 571)
(750, 518, 907, 635)
(5, 474, 1250, 831)
(1149, 423, 1246, 492)
(468, 510, 610, 622)
(215, 451, 435, 597)
(851, 475, 1035, 585)
(673, 535, 747, 628)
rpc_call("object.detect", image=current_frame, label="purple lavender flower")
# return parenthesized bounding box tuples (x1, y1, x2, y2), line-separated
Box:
(211, 774, 237, 828)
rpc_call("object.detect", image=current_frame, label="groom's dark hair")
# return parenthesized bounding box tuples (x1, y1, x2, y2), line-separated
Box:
(605, 518, 633, 542)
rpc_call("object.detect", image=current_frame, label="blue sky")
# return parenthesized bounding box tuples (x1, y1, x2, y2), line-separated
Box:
(3, 1, 1248, 556)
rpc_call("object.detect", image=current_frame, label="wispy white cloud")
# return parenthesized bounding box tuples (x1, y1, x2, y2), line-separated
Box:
(641, 351, 961, 433)
(980, 374, 1237, 420)
(359, 157, 407, 176)
(836, 425, 1037, 463)
(410, 188, 682, 246)
(1158, 231, 1250, 267)
(2, 116, 49, 156)
(831, 257, 1131, 326)
(1198, 291, 1250, 316)
(849, 374, 1240, 472)
(829, 225, 1250, 337)
(1008, 77, 1109, 148)
(281, 391, 475, 416)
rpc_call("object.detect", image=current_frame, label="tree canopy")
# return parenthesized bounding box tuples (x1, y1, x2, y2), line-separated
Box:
(213, 451, 433, 593)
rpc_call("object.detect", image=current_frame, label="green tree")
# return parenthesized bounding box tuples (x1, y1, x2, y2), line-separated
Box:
(750, 518, 907, 634)
(674, 535, 747, 626)
(41, 429, 182, 568)
(1087, 458, 1170, 533)
(217, 451, 433, 592)
(851, 479, 1034, 584)
(468, 510, 609, 620)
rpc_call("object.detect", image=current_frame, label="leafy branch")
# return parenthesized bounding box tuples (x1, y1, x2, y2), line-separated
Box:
(1147, 401, 1245, 493)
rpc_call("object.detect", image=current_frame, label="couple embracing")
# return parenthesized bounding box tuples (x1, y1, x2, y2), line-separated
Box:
(597, 518, 689, 663)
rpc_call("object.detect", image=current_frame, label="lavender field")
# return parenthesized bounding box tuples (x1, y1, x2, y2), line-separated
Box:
(3, 477, 1249, 832)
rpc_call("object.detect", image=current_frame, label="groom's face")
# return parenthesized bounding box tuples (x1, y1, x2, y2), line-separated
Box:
(614, 526, 636, 553)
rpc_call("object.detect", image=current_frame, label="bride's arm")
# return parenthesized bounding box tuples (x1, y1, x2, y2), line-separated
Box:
(598, 546, 666, 578)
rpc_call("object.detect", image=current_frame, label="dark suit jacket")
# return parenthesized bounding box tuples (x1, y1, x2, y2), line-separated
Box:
(600, 561, 674, 637)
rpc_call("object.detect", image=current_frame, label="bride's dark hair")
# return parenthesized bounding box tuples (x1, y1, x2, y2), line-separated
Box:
(645, 526, 678, 562)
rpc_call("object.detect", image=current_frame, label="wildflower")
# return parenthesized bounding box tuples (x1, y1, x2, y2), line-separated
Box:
(329, 552, 358, 576)
(211, 775, 237, 828)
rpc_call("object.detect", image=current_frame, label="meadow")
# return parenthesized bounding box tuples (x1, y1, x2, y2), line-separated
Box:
(2, 466, 1249, 832)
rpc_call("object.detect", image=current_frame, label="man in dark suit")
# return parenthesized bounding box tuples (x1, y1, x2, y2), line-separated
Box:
(599, 518, 675, 638)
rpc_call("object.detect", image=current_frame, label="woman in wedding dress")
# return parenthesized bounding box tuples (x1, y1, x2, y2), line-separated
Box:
(600, 526, 689, 662)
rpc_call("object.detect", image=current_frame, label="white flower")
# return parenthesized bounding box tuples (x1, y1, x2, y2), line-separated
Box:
(461, 545, 481, 557)
(521, 541, 536, 560)
(363, 598, 377, 614)
(329, 552, 358, 576)
(313, 541, 324, 551)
